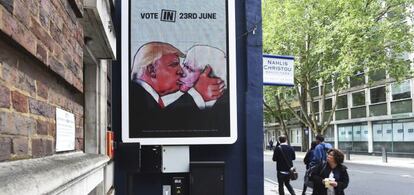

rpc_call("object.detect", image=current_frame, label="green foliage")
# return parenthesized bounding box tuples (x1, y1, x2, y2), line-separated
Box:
(263, 0, 414, 134)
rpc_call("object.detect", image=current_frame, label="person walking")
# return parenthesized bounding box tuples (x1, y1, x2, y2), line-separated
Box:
(272, 135, 296, 195)
(309, 135, 333, 167)
(269, 139, 274, 150)
(302, 141, 318, 195)
(310, 148, 349, 195)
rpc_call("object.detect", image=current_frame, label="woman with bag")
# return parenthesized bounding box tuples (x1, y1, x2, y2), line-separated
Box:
(310, 148, 349, 195)
(302, 141, 318, 195)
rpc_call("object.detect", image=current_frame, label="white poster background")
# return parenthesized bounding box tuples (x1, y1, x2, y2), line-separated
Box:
(263, 55, 294, 86)
(56, 108, 75, 152)
(121, 0, 237, 145)
(130, 1, 227, 61)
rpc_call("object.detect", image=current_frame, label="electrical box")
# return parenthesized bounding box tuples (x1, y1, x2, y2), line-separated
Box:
(117, 142, 140, 172)
(162, 146, 189, 173)
(141, 145, 162, 173)
(190, 161, 225, 195)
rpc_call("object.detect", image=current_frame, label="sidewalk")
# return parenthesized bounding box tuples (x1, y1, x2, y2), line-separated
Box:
(264, 150, 414, 169)
(264, 178, 311, 195)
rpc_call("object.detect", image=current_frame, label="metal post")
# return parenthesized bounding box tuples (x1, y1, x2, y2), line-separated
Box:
(346, 149, 350, 160)
(382, 147, 387, 163)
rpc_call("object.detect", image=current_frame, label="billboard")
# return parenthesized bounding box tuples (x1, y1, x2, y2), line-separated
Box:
(121, 0, 237, 145)
(263, 55, 294, 86)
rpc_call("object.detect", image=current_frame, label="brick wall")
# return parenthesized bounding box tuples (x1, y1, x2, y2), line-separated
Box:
(0, 0, 83, 91)
(0, 0, 84, 161)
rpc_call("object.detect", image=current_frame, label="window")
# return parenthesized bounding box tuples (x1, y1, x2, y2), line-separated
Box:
(391, 80, 411, 101)
(312, 101, 319, 113)
(370, 86, 386, 104)
(290, 128, 301, 144)
(324, 83, 333, 94)
(337, 95, 348, 109)
(352, 91, 365, 107)
(350, 70, 365, 87)
(404, 121, 414, 141)
(324, 126, 335, 142)
(391, 80, 412, 114)
(336, 95, 349, 120)
(338, 126, 353, 142)
(310, 80, 319, 97)
(369, 69, 386, 82)
(324, 98, 332, 111)
(323, 76, 333, 94)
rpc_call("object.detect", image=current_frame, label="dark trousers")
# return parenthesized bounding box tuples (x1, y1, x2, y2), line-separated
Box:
(277, 172, 296, 195)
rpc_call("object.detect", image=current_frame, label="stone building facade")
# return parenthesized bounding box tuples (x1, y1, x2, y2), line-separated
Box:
(0, 0, 116, 194)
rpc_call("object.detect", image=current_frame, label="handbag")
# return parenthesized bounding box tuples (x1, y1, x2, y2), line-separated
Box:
(305, 162, 326, 188)
(278, 146, 298, 180)
(304, 168, 314, 188)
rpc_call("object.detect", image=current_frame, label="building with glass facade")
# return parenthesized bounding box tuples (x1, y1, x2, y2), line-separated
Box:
(314, 71, 414, 155)
(264, 70, 414, 155)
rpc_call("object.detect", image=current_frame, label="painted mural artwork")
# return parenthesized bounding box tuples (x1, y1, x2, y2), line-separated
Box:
(122, 0, 237, 144)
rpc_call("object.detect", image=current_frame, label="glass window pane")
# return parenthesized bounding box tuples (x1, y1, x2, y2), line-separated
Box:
(325, 126, 334, 142)
(313, 101, 319, 113)
(393, 123, 403, 141)
(353, 125, 361, 141)
(324, 83, 333, 94)
(345, 126, 353, 141)
(404, 122, 414, 141)
(310, 80, 318, 88)
(373, 123, 383, 141)
(352, 91, 365, 106)
(325, 98, 332, 111)
(323, 111, 332, 122)
(370, 86, 386, 103)
(383, 123, 392, 142)
(391, 100, 412, 114)
(290, 130, 297, 143)
(311, 87, 319, 97)
(351, 106, 366, 118)
(350, 73, 365, 87)
(391, 80, 411, 100)
(369, 69, 386, 82)
(369, 103, 387, 116)
(338, 126, 347, 141)
(337, 95, 348, 109)
(335, 109, 348, 120)
(361, 125, 368, 141)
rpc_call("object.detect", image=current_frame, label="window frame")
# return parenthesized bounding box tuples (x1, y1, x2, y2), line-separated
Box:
(370, 85, 387, 105)
(390, 80, 412, 102)
(351, 90, 366, 108)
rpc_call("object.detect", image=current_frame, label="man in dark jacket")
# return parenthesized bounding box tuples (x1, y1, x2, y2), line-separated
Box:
(272, 135, 296, 195)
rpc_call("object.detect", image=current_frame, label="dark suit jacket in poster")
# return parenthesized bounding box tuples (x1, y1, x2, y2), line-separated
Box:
(129, 83, 230, 138)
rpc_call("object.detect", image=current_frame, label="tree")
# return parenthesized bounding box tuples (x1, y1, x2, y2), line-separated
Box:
(263, 0, 414, 135)
(263, 87, 296, 142)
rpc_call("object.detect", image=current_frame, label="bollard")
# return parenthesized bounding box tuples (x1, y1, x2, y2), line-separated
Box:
(382, 147, 387, 163)
(346, 149, 351, 160)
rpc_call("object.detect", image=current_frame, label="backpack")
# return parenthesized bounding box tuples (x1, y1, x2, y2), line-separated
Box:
(316, 143, 332, 164)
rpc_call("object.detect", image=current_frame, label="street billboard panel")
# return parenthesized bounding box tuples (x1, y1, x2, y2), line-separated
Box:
(121, 0, 237, 145)
(263, 54, 294, 86)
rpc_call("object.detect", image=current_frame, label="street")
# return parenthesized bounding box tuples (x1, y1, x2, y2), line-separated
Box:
(264, 154, 414, 195)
